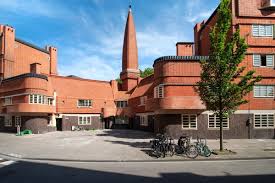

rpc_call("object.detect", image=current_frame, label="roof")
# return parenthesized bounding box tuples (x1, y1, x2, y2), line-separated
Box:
(115, 91, 131, 101)
(15, 38, 49, 54)
(2, 73, 48, 83)
(176, 42, 194, 45)
(49, 75, 114, 100)
(153, 56, 209, 66)
(130, 75, 154, 99)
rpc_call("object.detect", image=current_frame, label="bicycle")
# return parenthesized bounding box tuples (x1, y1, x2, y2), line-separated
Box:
(195, 137, 211, 157)
(177, 135, 199, 159)
(150, 134, 175, 158)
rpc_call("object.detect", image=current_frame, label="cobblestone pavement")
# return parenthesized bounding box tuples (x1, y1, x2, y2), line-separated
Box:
(0, 130, 275, 161)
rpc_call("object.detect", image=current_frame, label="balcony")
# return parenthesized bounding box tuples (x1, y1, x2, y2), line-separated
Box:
(0, 73, 48, 94)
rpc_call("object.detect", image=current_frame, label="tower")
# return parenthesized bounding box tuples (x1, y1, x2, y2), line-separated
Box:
(120, 5, 139, 91)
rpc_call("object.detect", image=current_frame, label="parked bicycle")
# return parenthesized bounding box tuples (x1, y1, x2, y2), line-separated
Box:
(195, 137, 211, 157)
(177, 135, 199, 159)
(150, 134, 175, 158)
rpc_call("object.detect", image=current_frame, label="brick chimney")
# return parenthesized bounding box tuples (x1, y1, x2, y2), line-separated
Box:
(30, 63, 41, 74)
(194, 23, 202, 55)
(176, 42, 194, 56)
(0, 25, 15, 79)
(46, 46, 58, 75)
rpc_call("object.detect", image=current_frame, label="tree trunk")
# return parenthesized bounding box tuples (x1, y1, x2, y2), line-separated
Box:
(219, 112, 224, 151)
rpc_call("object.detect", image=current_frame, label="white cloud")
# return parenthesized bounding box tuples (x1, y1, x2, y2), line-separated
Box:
(59, 51, 119, 81)
(185, 10, 214, 24)
(0, 0, 70, 18)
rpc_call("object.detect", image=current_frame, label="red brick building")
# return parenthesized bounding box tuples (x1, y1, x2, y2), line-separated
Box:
(0, 0, 274, 138)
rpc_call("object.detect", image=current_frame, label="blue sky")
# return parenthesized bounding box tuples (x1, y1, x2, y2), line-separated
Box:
(0, 0, 220, 81)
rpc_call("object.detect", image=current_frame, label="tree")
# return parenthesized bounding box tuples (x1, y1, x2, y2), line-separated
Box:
(140, 68, 154, 78)
(196, 0, 262, 151)
(116, 78, 122, 84)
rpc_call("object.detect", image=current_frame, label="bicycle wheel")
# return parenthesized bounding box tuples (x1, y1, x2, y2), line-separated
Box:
(167, 144, 175, 157)
(203, 145, 211, 157)
(186, 145, 199, 159)
(154, 145, 161, 158)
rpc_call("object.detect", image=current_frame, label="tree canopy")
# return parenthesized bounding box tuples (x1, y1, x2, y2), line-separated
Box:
(196, 0, 262, 151)
(140, 68, 154, 78)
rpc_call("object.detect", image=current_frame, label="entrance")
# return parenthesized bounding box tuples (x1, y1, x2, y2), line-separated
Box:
(56, 118, 62, 131)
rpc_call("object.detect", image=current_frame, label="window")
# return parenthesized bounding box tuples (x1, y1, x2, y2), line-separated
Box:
(140, 96, 147, 106)
(4, 97, 12, 105)
(29, 94, 52, 105)
(254, 114, 274, 128)
(4, 116, 12, 127)
(78, 116, 92, 125)
(182, 114, 197, 129)
(140, 115, 148, 126)
(15, 116, 21, 126)
(208, 114, 229, 129)
(252, 25, 273, 37)
(78, 99, 92, 107)
(253, 55, 274, 67)
(154, 85, 164, 98)
(116, 101, 128, 108)
(254, 86, 274, 97)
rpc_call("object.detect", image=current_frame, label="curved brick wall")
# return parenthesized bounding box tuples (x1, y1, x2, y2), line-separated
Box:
(23, 117, 55, 134)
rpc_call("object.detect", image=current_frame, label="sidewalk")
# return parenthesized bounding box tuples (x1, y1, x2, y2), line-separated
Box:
(0, 130, 275, 162)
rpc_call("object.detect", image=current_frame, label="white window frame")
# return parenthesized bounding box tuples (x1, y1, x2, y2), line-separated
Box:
(254, 86, 274, 98)
(78, 116, 92, 125)
(77, 99, 92, 108)
(253, 54, 274, 67)
(154, 85, 164, 98)
(4, 97, 12, 106)
(254, 114, 274, 129)
(15, 116, 21, 127)
(116, 101, 128, 108)
(140, 115, 148, 126)
(4, 116, 12, 127)
(29, 94, 53, 105)
(252, 24, 273, 37)
(208, 114, 229, 129)
(140, 96, 147, 106)
(182, 114, 197, 130)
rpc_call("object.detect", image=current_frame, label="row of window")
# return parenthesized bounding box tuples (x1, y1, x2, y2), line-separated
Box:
(4, 116, 21, 127)
(78, 116, 92, 125)
(116, 101, 128, 108)
(253, 55, 274, 67)
(252, 24, 273, 37)
(139, 115, 148, 126)
(153, 85, 275, 99)
(78, 99, 92, 107)
(140, 96, 147, 106)
(181, 114, 274, 129)
(29, 94, 54, 105)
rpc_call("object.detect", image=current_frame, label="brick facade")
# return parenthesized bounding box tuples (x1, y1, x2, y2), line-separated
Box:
(0, 1, 274, 138)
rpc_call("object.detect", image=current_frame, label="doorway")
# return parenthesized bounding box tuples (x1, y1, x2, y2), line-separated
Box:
(56, 118, 62, 131)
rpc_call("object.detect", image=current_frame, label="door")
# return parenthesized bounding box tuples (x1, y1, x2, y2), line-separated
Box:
(56, 118, 62, 131)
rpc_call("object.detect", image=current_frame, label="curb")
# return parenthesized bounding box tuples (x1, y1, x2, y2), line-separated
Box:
(1, 153, 275, 163)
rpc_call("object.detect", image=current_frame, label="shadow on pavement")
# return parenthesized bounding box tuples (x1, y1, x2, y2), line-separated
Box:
(96, 129, 154, 139)
(0, 161, 274, 183)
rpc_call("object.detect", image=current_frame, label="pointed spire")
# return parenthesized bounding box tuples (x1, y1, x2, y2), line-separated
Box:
(122, 5, 138, 72)
(120, 4, 139, 91)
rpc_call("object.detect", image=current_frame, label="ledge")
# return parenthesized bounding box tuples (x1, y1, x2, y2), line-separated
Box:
(153, 56, 209, 66)
(15, 38, 49, 54)
(2, 73, 48, 83)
